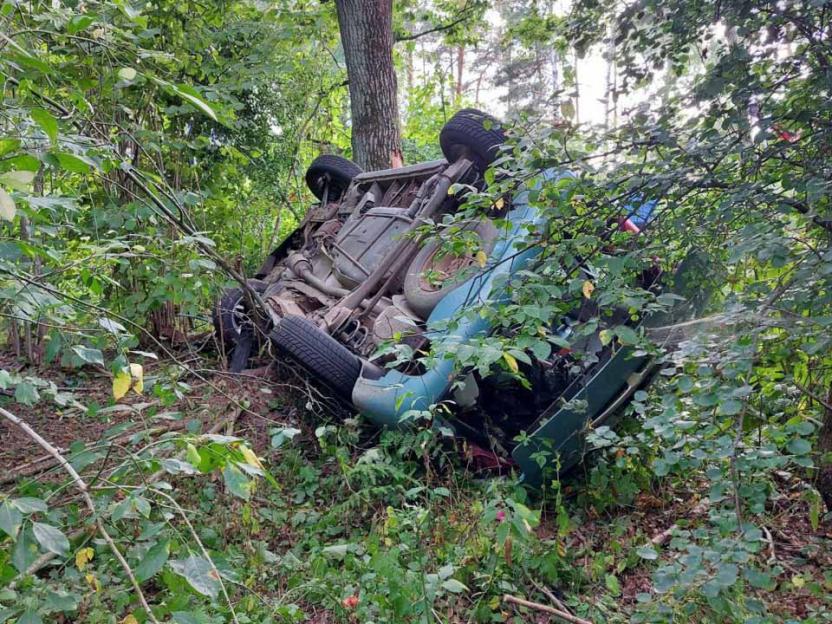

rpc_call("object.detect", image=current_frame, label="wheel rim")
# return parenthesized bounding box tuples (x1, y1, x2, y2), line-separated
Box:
(418, 248, 476, 291)
(230, 295, 248, 335)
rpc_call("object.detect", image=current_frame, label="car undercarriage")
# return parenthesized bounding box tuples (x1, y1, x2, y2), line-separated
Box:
(212, 109, 706, 483)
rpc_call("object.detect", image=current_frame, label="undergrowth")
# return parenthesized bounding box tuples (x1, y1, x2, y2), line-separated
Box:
(0, 361, 829, 624)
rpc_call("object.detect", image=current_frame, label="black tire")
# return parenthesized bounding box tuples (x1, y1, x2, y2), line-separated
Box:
(305, 154, 363, 200)
(212, 279, 267, 354)
(439, 108, 507, 173)
(403, 219, 499, 319)
(270, 315, 361, 399)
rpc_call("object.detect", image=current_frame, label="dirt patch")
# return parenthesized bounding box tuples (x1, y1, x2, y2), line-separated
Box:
(0, 351, 136, 470)
(0, 351, 320, 489)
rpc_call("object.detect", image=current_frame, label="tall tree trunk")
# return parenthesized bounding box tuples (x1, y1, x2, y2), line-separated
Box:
(604, 44, 613, 132)
(455, 46, 465, 97)
(817, 384, 832, 512)
(573, 48, 580, 125)
(335, 0, 403, 170)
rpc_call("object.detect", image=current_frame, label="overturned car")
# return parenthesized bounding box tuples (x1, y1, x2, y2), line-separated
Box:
(213, 109, 702, 484)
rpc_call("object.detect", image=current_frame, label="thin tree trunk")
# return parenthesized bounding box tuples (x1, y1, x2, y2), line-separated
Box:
(456, 46, 465, 97)
(547, 0, 560, 124)
(817, 384, 832, 511)
(18, 168, 44, 364)
(335, 0, 403, 170)
(573, 48, 580, 125)
(407, 42, 414, 95)
(612, 56, 618, 128)
(18, 214, 33, 363)
(551, 47, 560, 123)
(604, 44, 613, 132)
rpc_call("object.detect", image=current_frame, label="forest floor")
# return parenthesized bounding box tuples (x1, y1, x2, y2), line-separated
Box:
(2, 349, 831, 623)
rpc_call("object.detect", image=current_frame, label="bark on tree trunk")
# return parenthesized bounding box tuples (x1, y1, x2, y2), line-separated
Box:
(817, 385, 832, 512)
(335, 0, 403, 171)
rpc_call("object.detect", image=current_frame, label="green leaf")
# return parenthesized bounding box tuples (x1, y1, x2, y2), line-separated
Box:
(32, 522, 70, 556)
(0, 138, 20, 158)
(652, 458, 669, 476)
(605, 573, 621, 596)
(676, 375, 694, 393)
(322, 543, 352, 558)
(270, 427, 301, 449)
(11, 498, 48, 514)
(9, 50, 50, 72)
(0, 608, 20, 624)
(7, 154, 40, 172)
(67, 14, 95, 35)
(745, 567, 775, 590)
(17, 611, 42, 624)
(111, 498, 134, 522)
(614, 325, 639, 346)
(714, 563, 738, 587)
(530, 339, 552, 361)
(0, 188, 15, 221)
(441, 578, 468, 594)
(0, 170, 35, 191)
(718, 398, 742, 416)
(12, 529, 39, 573)
(98, 318, 127, 334)
(169, 556, 220, 598)
(118, 67, 137, 81)
(71, 346, 104, 366)
(135, 540, 170, 583)
(54, 152, 91, 174)
(43, 589, 80, 612)
(787, 438, 811, 455)
(175, 85, 218, 121)
(31, 109, 58, 145)
(14, 381, 39, 406)
(152, 77, 218, 121)
(636, 544, 658, 560)
(160, 458, 197, 475)
(185, 443, 202, 468)
(0, 501, 22, 539)
(222, 463, 252, 500)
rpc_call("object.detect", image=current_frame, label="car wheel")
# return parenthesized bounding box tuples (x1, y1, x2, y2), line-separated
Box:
(403, 219, 499, 319)
(212, 279, 268, 355)
(439, 108, 507, 174)
(305, 154, 363, 200)
(270, 315, 361, 399)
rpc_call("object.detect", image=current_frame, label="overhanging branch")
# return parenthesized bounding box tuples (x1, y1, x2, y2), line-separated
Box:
(395, 2, 478, 43)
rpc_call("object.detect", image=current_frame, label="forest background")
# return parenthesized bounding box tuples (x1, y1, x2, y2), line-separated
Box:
(0, 0, 831, 623)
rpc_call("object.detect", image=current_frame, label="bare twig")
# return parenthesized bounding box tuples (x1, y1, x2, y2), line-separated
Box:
(0, 406, 161, 624)
(730, 402, 747, 529)
(149, 487, 241, 624)
(527, 575, 573, 615)
(651, 499, 710, 546)
(0, 419, 187, 487)
(395, 5, 476, 42)
(793, 380, 832, 412)
(502, 594, 594, 624)
(761, 525, 777, 564)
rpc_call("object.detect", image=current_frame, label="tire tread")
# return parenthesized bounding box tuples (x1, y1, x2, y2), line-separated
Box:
(305, 154, 363, 200)
(270, 315, 361, 398)
(439, 109, 506, 173)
